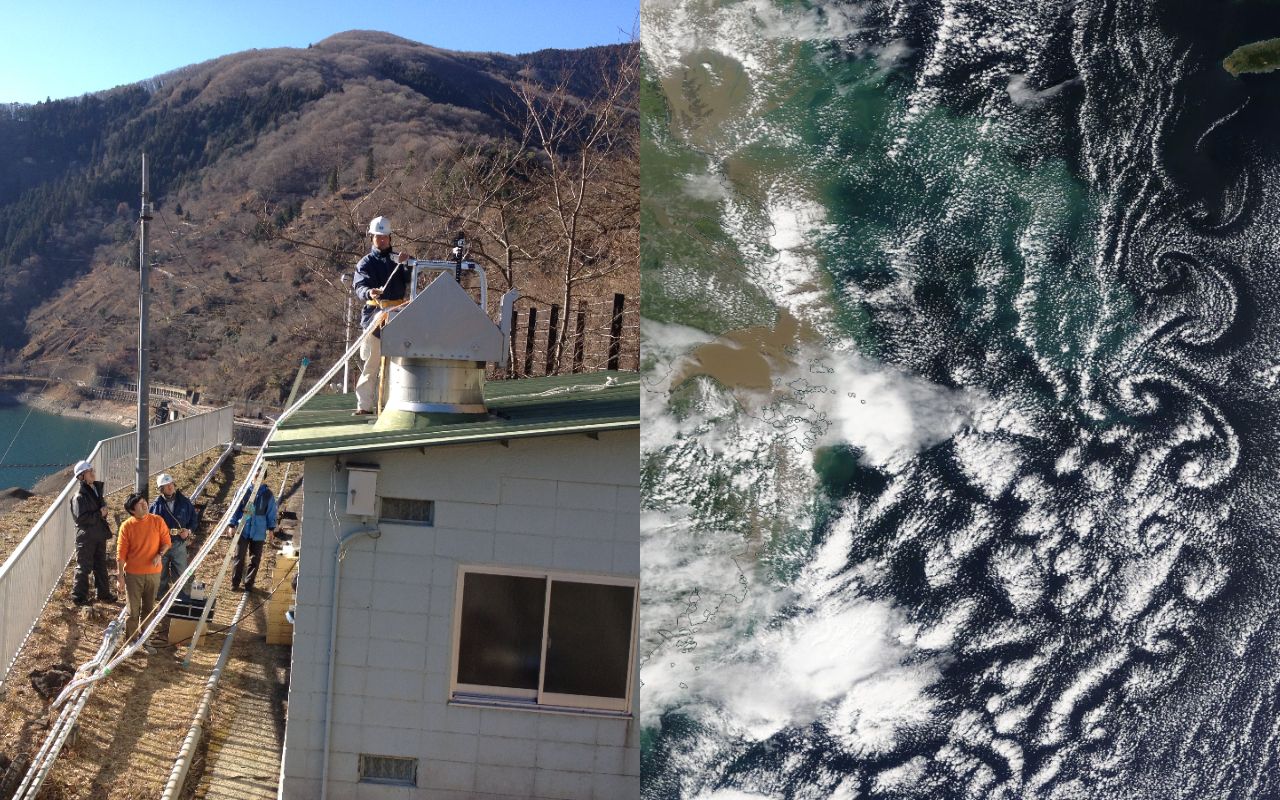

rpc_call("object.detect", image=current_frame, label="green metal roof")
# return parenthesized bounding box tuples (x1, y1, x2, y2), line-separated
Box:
(263, 371, 640, 460)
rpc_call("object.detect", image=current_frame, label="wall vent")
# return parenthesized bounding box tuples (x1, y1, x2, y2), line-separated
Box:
(358, 753, 418, 786)
(380, 497, 435, 526)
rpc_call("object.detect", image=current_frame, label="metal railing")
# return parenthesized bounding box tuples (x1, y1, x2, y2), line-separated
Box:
(0, 406, 233, 687)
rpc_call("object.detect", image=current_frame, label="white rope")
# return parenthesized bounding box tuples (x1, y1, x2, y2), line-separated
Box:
(53, 317, 384, 707)
(494, 374, 640, 402)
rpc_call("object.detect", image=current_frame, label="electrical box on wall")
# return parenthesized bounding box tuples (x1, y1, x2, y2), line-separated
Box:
(346, 465, 379, 517)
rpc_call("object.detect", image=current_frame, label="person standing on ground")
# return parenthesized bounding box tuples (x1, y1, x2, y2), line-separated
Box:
(69, 459, 117, 606)
(226, 483, 277, 592)
(117, 493, 169, 653)
(351, 215, 414, 415)
(150, 473, 197, 601)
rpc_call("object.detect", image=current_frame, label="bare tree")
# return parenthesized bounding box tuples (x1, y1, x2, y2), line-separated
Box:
(397, 140, 543, 294)
(509, 45, 639, 372)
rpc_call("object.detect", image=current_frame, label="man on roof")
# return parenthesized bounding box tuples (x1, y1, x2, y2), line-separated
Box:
(151, 472, 197, 601)
(352, 215, 414, 416)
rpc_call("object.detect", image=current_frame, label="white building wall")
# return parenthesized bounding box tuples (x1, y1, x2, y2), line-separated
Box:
(281, 429, 640, 800)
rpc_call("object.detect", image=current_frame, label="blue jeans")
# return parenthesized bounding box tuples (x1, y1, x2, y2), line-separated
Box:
(159, 538, 190, 600)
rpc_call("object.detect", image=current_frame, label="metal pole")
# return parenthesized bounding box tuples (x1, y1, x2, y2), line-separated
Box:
(136, 154, 152, 495)
(341, 274, 352, 394)
(160, 591, 250, 800)
(286, 358, 310, 410)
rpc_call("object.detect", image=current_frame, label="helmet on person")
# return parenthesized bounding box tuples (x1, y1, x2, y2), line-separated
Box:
(73, 460, 93, 478)
(157, 473, 175, 488)
(368, 216, 392, 236)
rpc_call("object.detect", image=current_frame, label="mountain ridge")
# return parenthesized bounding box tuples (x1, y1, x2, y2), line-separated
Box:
(0, 32, 638, 406)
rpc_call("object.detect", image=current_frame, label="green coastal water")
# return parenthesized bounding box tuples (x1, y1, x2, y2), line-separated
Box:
(0, 404, 124, 490)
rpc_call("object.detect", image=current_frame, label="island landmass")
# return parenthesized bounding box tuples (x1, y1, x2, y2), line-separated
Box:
(1224, 37, 1280, 76)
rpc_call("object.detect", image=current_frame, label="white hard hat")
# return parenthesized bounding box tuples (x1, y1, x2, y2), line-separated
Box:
(73, 460, 93, 478)
(368, 216, 392, 236)
(157, 473, 175, 488)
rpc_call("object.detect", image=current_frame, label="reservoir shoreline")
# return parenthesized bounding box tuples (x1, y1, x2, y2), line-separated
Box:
(0, 388, 134, 428)
(0, 389, 133, 493)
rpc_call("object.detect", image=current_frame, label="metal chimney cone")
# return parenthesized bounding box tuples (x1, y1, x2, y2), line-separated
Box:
(374, 273, 507, 422)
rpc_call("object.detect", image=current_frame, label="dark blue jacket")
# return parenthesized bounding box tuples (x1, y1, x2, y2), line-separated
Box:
(353, 247, 409, 330)
(231, 484, 278, 543)
(150, 490, 197, 543)
(70, 479, 111, 540)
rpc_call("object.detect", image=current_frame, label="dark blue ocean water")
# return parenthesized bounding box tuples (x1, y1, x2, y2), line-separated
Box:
(642, 0, 1280, 798)
(0, 404, 123, 490)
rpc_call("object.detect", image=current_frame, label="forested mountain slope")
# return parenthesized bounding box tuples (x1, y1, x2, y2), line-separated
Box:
(0, 31, 637, 404)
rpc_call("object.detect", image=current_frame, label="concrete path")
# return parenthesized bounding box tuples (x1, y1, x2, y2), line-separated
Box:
(191, 476, 301, 800)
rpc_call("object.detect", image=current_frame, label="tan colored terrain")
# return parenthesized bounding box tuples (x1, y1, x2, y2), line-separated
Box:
(0, 449, 299, 799)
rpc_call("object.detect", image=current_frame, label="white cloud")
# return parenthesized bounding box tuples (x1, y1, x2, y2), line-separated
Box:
(675, 597, 939, 742)
(877, 39, 914, 69)
(684, 171, 732, 201)
(639, 509, 796, 729)
(807, 344, 983, 470)
(1006, 73, 1079, 107)
(742, 0, 866, 42)
(829, 666, 938, 755)
(693, 790, 780, 800)
(642, 317, 717, 366)
(642, 0, 867, 81)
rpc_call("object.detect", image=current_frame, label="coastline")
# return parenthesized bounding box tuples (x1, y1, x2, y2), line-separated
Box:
(1, 388, 134, 428)
(1224, 37, 1280, 77)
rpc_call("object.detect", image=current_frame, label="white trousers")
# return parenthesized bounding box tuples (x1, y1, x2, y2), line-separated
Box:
(354, 330, 381, 412)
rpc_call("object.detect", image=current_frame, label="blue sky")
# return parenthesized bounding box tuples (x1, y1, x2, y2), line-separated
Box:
(0, 0, 639, 105)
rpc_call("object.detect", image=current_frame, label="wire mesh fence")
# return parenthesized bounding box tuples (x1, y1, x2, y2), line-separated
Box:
(500, 293, 639, 380)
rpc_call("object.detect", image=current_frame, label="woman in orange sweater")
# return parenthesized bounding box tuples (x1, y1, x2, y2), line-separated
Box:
(117, 493, 170, 652)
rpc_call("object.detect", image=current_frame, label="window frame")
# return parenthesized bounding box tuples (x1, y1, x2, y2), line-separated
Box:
(357, 753, 418, 787)
(378, 496, 435, 526)
(449, 564, 638, 715)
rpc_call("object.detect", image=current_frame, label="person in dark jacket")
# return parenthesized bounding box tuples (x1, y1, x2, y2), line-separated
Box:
(351, 215, 414, 415)
(69, 459, 117, 605)
(226, 483, 277, 592)
(150, 472, 197, 601)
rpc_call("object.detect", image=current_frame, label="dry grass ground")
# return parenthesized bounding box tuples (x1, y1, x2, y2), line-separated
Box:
(0, 449, 301, 799)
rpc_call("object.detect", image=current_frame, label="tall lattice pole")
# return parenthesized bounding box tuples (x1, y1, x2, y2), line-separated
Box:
(136, 154, 152, 495)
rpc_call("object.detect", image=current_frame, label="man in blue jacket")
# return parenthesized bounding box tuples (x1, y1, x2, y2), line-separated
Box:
(151, 473, 197, 601)
(226, 483, 277, 592)
(352, 215, 414, 416)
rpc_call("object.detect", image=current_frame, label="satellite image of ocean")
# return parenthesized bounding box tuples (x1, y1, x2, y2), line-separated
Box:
(638, 1, 1280, 798)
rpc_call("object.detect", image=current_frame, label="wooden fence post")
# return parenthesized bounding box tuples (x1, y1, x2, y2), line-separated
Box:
(523, 306, 538, 377)
(573, 300, 587, 373)
(545, 304, 560, 375)
(507, 309, 520, 378)
(607, 293, 625, 371)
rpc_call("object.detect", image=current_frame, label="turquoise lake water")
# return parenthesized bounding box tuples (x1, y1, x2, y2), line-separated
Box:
(0, 404, 124, 490)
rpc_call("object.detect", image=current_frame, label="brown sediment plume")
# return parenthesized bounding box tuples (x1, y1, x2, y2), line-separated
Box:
(659, 49, 752, 150)
(671, 309, 813, 392)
